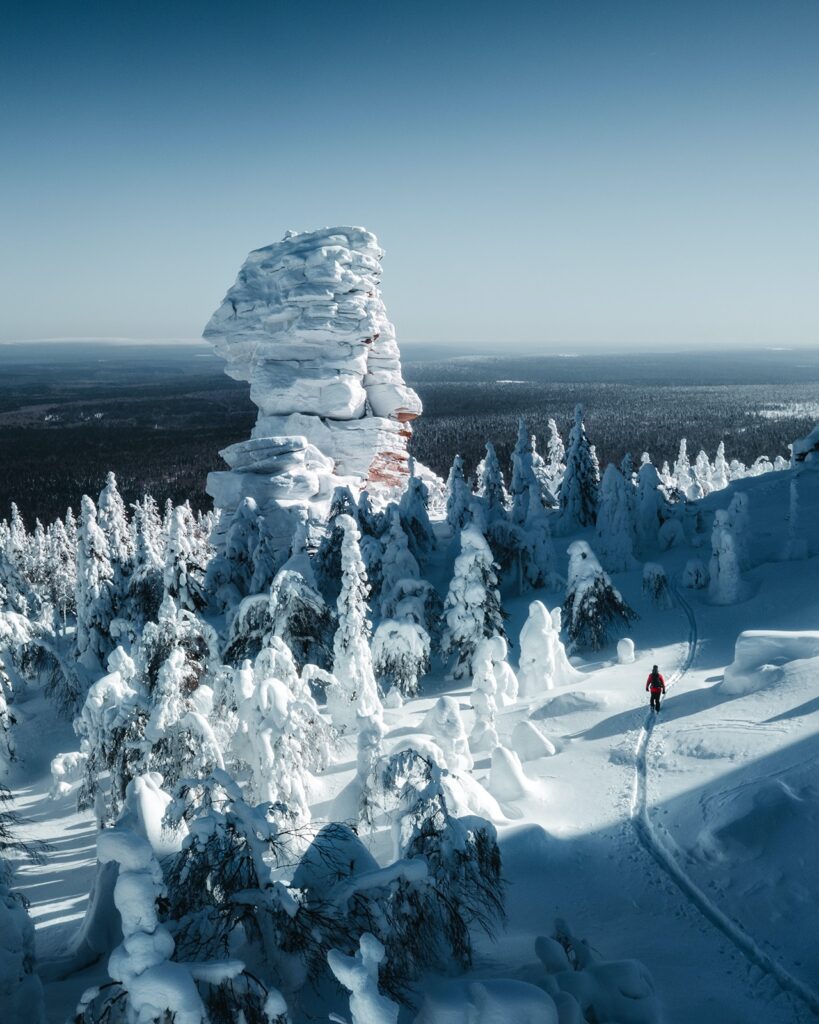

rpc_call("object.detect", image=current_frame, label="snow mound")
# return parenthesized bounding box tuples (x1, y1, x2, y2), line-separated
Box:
(489, 745, 536, 802)
(617, 638, 635, 664)
(531, 691, 606, 720)
(721, 630, 819, 695)
(414, 978, 558, 1024)
(511, 721, 556, 761)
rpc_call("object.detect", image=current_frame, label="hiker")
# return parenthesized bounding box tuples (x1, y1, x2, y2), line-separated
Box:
(646, 664, 666, 712)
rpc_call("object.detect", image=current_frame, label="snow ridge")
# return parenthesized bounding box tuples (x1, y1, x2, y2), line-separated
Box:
(630, 589, 819, 1019)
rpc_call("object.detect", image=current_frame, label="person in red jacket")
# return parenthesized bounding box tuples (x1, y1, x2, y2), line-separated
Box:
(646, 665, 666, 712)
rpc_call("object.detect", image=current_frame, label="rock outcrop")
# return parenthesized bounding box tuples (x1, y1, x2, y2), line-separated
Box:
(204, 227, 422, 551)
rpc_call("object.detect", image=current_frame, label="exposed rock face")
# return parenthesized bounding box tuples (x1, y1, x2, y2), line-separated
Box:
(204, 227, 422, 550)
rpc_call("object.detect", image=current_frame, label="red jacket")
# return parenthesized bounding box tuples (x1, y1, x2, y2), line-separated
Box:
(646, 673, 666, 693)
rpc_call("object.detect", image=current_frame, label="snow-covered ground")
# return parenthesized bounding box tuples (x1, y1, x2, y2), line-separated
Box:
(7, 460, 819, 1022)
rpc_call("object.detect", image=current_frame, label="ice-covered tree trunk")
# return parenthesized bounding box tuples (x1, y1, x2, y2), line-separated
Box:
(441, 524, 506, 679)
(329, 515, 382, 732)
(558, 405, 600, 530)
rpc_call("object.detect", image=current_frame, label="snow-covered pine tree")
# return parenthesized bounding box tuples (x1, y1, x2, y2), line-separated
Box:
(595, 464, 637, 572)
(441, 523, 506, 679)
(477, 442, 509, 524)
(127, 498, 165, 625)
(519, 488, 560, 591)
(379, 506, 420, 616)
(558, 405, 600, 530)
(47, 517, 77, 628)
(445, 454, 472, 533)
(711, 442, 730, 490)
(328, 515, 382, 732)
(709, 509, 745, 604)
(372, 619, 430, 701)
(75, 495, 115, 669)
(563, 541, 636, 651)
(97, 472, 134, 603)
(635, 461, 670, 552)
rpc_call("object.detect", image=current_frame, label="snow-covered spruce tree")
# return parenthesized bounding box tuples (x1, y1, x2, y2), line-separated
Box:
(682, 558, 709, 589)
(399, 463, 436, 559)
(642, 562, 674, 609)
(47, 516, 77, 627)
(711, 441, 730, 490)
(783, 477, 808, 560)
(563, 541, 636, 651)
(557, 405, 600, 531)
(517, 600, 581, 697)
(380, 577, 444, 652)
(203, 496, 261, 611)
(75, 494, 115, 669)
(378, 506, 420, 616)
(421, 696, 473, 773)
(126, 497, 165, 625)
(546, 418, 566, 491)
(477, 442, 509, 524)
(0, 786, 45, 1024)
(595, 464, 637, 572)
(519, 488, 561, 591)
(695, 449, 713, 495)
(224, 568, 335, 671)
(445, 454, 472, 533)
(468, 655, 499, 752)
(313, 485, 359, 605)
(727, 491, 751, 570)
(97, 472, 134, 604)
(164, 505, 207, 612)
(441, 524, 507, 679)
(635, 461, 670, 552)
(510, 417, 557, 527)
(328, 514, 382, 732)
(473, 635, 518, 706)
(709, 509, 745, 605)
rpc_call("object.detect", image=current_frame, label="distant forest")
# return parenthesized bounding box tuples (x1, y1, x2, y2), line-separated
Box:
(1, 344, 817, 524)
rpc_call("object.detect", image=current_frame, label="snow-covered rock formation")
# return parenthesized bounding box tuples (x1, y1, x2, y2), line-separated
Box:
(204, 227, 422, 556)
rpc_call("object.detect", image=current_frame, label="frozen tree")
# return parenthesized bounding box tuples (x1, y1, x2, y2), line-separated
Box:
(469, 655, 499, 752)
(441, 524, 506, 679)
(727, 492, 751, 570)
(510, 417, 550, 524)
(48, 516, 77, 627)
(421, 696, 473, 773)
(635, 462, 669, 551)
(379, 506, 420, 615)
(328, 933, 399, 1024)
(204, 496, 262, 610)
(595, 464, 637, 572)
(519, 490, 561, 591)
(477, 442, 509, 524)
(164, 505, 206, 611)
(682, 558, 709, 589)
(642, 563, 673, 609)
(517, 601, 581, 697)
(399, 465, 435, 558)
(672, 439, 693, 497)
(473, 635, 518, 706)
(709, 509, 745, 605)
(546, 418, 566, 490)
(75, 495, 115, 669)
(328, 515, 381, 732)
(695, 449, 713, 495)
(313, 486, 359, 604)
(558, 405, 600, 530)
(127, 499, 165, 626)
(783, 477, 808, 560)
(98, 472, 134, 584)
(445, 454, 472, 533)
(563, 541, 636, 651)
(711, 442, 730, 490)
(372, 619, 430, 700)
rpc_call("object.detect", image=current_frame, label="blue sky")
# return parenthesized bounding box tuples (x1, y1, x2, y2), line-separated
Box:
(2, 1, 817, 350)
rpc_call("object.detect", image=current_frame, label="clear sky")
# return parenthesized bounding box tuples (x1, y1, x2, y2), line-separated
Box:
(2, 0, 817, 350)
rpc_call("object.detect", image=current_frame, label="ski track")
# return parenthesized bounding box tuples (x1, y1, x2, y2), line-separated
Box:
(629, 588, 819, 1019)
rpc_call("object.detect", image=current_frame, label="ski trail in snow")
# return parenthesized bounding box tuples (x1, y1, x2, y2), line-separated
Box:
(629, 588, 819, 1019)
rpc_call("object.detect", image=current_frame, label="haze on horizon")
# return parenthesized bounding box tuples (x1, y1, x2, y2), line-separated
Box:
(2, 0, 818, 351)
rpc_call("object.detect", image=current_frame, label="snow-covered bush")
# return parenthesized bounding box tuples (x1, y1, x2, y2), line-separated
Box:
(642, 563, 673, 609)
(563, 542, 636, 651)
(442, 524, 506, 679)
(372, 619, 430, 700)
(682, 558, 709, 589)
(421, 697, 473, 773)
(328, 933, 399, 1024)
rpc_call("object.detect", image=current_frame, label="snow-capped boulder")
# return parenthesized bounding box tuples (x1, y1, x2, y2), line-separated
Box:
(204, 228, 423, 560)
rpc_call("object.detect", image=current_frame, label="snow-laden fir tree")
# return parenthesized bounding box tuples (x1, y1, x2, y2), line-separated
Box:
(399, 462, 435, 559)
(558, 405, 600, 530)
(97, 472, 134, 588)
(441, 523, 506, 679)
(477, 442, 509, 524)
(712, 442, 730, 490)
(372, 618, 430, 701)
(203, 496, 260, 610)
(635, 461, 669, 551)
(563, 541, 636, 651)
(595, 464, 637, 572)
(727, 491, 751, 570)
(313, 486, 359, 605)
(164, 505, 206, 611)
(545, 418, 566, 490)
(75, 495, 115, 669)
(47, 516, 77, 627)
(445, 454, 472, 533)
(328, 514, 382, 732)
(379, 506, 420, 616)
(519, 488, 561, 591)
(127, 497, 165, 625)
(709, 509, 745, 605)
